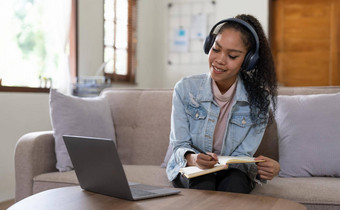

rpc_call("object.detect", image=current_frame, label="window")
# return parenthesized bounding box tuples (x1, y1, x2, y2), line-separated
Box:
(0, 0, 76, 93)
(103, 0, 137, 83)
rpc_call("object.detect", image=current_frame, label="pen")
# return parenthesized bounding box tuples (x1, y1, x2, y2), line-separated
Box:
(189, 143, 220, 164)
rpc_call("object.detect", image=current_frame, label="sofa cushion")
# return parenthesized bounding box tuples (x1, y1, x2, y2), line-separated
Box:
(101, 90, 173, 165)
(251, 177, 340, 207)
(49, 89, 116, 172)
(33, 165, 172, 193)
(33, 171, 78, 195)
(123, 165, 173, 187)
(276, 93, 340, 177)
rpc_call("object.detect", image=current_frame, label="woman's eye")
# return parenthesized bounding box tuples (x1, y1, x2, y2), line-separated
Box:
(212, 48, 219, 52)
(228, 55, 238, 59)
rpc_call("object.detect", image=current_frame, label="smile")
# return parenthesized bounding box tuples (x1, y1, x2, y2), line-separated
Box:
(213, 66, 227, 72)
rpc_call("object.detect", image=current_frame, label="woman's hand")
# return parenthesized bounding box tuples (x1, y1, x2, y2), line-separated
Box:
(186, 152, 218, 169)
(255, 155, 280, 180)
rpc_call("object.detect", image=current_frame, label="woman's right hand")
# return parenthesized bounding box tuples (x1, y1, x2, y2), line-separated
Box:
(186, 153, 218, 169)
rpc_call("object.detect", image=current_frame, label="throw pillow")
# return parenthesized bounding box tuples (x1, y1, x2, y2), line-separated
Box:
(50, 89, 116, 172)
(276, 93, 340, 177)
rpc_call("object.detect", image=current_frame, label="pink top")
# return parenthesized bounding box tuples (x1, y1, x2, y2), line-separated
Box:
(211, 79, 238, 154)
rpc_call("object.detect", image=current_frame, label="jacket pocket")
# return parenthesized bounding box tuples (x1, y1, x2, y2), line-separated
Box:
(185, 103, 207, 134)
(229, 114, 253, 145)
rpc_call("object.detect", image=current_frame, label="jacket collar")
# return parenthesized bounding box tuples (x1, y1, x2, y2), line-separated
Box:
(197, 73, 249, 103)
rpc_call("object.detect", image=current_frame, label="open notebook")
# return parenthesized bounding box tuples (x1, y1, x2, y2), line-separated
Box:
(179, 156, 264, 179)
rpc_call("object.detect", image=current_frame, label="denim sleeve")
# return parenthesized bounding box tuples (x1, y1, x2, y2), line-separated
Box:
(170, 83, 195, 167)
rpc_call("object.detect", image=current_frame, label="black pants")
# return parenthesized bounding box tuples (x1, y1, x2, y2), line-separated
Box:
(172, 168, 253, 194)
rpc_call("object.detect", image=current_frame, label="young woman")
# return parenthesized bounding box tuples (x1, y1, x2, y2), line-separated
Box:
(166, 14, 280, 193)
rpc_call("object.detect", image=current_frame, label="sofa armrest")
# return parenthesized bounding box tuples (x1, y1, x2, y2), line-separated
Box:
(15, 131, 57, 202)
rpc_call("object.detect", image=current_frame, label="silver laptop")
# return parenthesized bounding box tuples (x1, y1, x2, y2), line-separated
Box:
(63, 135, 180, 201)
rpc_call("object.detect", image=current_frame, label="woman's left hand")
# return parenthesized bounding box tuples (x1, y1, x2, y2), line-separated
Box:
(255, 155, 280, 180)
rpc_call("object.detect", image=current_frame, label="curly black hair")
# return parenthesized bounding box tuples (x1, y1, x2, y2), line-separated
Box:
(218, 14, 277, 125)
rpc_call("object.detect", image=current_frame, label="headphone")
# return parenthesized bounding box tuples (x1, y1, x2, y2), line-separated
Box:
(203, 18, 260, 71)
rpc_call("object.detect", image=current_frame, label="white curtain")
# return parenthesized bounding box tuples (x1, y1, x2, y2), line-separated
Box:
(42, 0, 72, 94)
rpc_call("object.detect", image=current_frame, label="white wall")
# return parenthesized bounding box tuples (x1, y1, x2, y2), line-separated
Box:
(78, 0, 104, 77)
(0, 0, 268, 202)
(0, 92, 51, 202)
(215, 0, 269, 35)
(135, 0, 168, 88)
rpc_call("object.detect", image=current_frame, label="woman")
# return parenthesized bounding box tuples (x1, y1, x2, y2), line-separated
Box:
(166, 14, 279, 193)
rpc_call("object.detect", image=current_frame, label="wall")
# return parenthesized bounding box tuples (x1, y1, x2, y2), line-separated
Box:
(0, 92, 51, 202)
(0, 0, 268, 202)
(77, 0, 104, 77)
(134, 0, 167, 88)
(79, 0, 269, 89)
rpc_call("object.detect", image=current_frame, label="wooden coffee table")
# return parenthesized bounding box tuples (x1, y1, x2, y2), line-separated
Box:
(9, 186, 306, 210)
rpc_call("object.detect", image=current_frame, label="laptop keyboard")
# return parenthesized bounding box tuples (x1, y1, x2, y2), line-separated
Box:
(130, 187, 157, 197)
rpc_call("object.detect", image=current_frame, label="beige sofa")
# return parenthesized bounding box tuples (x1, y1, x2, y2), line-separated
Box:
(15, 87, 340, 209)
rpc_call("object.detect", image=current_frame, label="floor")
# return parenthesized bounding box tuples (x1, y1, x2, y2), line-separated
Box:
(0, 199, 14, 210)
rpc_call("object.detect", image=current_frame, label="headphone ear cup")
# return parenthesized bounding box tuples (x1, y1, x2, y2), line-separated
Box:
(242, 52, 252, 71)
(203, 35, 215, 54)
(242, 51, 259, 71)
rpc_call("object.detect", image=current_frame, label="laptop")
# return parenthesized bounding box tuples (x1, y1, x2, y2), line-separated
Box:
(63, 135, 180, 201)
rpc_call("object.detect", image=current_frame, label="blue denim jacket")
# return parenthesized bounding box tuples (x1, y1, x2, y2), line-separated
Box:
(166, 73, 268, 182)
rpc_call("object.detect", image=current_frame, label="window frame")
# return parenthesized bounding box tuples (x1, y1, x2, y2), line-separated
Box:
(103, 0, 137, 83)
(0, 86, 50, 93)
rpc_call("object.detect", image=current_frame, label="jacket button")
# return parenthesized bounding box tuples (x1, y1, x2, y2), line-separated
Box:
(195, 112, 199, 118)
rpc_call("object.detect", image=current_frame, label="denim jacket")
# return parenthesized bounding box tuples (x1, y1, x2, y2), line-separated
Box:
(166, 73, 268, 182)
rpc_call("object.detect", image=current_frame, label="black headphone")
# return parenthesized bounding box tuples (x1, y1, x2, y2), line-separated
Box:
(203, 18, 260, 71)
